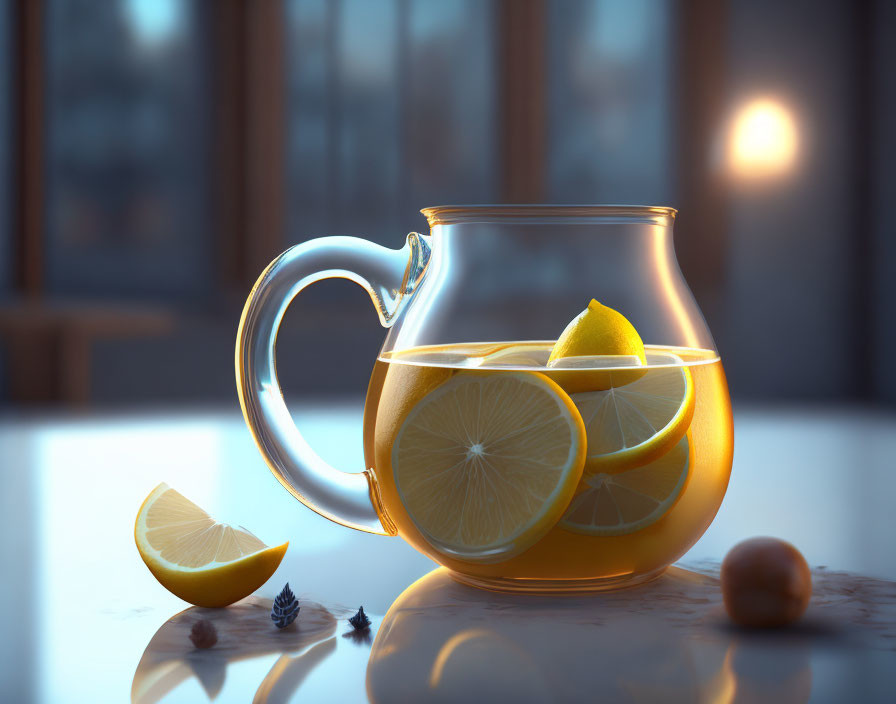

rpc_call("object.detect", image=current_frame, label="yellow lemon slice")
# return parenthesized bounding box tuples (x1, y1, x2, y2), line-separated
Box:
(571, 352, 694, 473)
(480, 342, 551, 368)
(561, 434, 692, 535)
(392, 371, 586, 563)
(135, 483, 288, 607)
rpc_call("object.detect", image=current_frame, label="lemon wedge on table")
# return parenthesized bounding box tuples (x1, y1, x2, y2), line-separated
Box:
(561, 434, 692, 535)
(135, 483, 287, 608)
(392, 371, 586, 562)
(571, 352, 695, 474)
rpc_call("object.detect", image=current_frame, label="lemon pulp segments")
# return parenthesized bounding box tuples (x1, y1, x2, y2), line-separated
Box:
(391, 371, 586, 562)
(571, 352, 694, 473)
(561, 434, 692, 535)
(142, 485, 267, 567)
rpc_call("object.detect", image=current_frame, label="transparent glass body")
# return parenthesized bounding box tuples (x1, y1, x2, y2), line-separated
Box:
(237, 206, 733, 592)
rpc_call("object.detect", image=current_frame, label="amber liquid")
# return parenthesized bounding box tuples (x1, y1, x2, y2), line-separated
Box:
(363, 342, 733, 588)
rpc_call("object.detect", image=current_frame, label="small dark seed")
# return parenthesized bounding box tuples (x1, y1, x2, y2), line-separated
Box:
(189, 619, 218, 649)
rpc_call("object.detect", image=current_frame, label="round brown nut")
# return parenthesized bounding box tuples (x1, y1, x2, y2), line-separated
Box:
(721, 537, 811, 627)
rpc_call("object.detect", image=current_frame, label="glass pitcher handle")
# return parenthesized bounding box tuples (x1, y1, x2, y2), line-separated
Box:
(236, 234, 431, 535)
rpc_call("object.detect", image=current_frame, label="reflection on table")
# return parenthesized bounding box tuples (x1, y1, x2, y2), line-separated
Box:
(130, 564, 896, 703)
(367, 566, 896, 704)
(131, 597, 338, 704)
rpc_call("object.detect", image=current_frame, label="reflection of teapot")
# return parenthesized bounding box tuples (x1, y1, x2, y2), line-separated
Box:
(367, 568, 704, 703)
(367, 567, 820, 704)
(725, 640, 811, 703)
(131, 597, 335, 704)
(690, 633, 812, 704)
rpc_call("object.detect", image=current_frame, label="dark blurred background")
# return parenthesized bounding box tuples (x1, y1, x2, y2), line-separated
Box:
(0, 0, 893, 407)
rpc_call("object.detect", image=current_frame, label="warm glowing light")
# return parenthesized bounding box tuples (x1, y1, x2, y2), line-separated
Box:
(728, 99, 798, 178)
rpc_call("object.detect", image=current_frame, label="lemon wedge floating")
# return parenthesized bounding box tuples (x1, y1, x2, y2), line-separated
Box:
(392, 371, 586, 563)
(561, 434, 692, 535)
(547, 299, 647, 393)
(135, 483, 287, 607)
(571, 351, 694, 474)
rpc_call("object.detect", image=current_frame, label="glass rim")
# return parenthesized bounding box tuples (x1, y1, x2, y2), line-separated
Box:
(421, 204, 678, 226)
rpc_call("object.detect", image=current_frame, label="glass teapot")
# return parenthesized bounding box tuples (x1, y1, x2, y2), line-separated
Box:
(236, 205, 733, 592)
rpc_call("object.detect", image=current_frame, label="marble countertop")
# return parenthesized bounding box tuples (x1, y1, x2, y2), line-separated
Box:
(0, 403, 894, 703)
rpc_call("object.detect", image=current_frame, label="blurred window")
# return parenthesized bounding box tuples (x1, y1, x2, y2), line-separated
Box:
(0, 0, 10, 293)
(547, 0, 674, 205)
(285, 0, 498, 248)
(44, 0, 211, 300)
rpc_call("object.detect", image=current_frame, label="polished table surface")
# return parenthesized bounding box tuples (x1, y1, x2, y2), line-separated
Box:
(0, 402, 894, 703)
